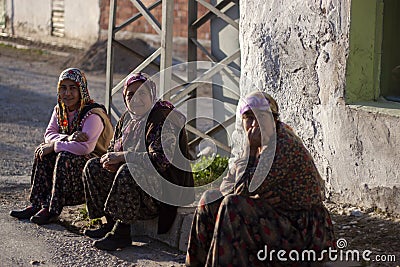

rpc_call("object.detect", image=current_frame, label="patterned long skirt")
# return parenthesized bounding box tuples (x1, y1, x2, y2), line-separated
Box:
(186, 190, 335, 267)
(29, 150, 90, 215)
(82, 158, 160, 223)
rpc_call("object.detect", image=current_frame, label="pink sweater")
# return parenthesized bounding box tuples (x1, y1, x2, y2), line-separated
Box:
(44, 107, 104, 155)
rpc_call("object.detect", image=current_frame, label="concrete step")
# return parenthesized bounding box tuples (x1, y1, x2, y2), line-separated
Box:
(130, 206, 195, 252)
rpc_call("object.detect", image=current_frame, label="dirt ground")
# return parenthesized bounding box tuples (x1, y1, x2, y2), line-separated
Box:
(0, 36, 399, 266)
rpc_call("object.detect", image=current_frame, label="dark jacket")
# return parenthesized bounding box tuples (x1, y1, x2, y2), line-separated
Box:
(149, 104, 194, 233)
(110, 101, 194, 234)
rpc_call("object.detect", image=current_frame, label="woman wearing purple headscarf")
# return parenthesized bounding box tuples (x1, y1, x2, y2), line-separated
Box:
(10, 68, 113, 225)
(186, 91, 335, 266)
(82, 72, 194, 251)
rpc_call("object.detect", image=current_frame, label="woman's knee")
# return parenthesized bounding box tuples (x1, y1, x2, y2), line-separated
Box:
(220, 194, 245, 209)
(85, 157, 101, 170)
(83, 158, 101, 179)
(114, 163, 133, 182)
(55, 151, 78, 164)
(199, 189, 223, 206)
(116, 163, 129, 173)
(58, 151, 75, 157)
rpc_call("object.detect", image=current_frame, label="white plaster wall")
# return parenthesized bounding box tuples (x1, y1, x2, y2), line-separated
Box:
(64, 0, 100, 45)
(4, 0, 100, 47)
(239, 0, 400, 214)
(6, 0, 51, 36)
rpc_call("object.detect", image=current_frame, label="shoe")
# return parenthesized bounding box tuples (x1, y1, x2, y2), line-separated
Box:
(93, 232, 132, 251)
(30, 208, 58, 225)
(10, 206, 40, 220)
(93, 221, 131, 251)
(84, 223, 114, 238)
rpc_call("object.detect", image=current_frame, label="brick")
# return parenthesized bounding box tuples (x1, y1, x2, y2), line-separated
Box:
(99, 0, 211, 40)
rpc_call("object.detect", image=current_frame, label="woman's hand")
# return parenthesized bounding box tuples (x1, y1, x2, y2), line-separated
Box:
(100, 152, 126, 172)
(35, 142, 55, 160)
(250, 191, 280, 205)
(246, 120, 273, 156)
(247, 126, 262, 152)
(67, 131, 89, 142)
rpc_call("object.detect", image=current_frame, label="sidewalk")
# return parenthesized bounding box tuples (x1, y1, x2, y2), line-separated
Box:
(131, 207, 195, 252)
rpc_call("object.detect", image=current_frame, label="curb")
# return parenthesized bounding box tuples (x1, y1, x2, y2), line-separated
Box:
(0, 38, 71, 57)
(131, 206, 195, 252)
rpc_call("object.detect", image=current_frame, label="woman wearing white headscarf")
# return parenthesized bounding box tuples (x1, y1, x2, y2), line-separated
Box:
(82, 72, 194, 251)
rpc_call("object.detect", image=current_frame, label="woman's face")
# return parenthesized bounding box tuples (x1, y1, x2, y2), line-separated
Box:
(59, 79, 81, 111)
(125, 81, 153, 116)
(242, 109, 275, 145)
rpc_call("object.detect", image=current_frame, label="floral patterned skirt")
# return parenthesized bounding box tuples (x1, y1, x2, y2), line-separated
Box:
(29, 150, 90, 215)
(186, 190, 335, 267)
(82, 158, 160, 223)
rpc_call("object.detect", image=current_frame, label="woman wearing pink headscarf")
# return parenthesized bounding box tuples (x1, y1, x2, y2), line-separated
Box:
(186, 91, 335, 266)
(10, 68, 113, 225)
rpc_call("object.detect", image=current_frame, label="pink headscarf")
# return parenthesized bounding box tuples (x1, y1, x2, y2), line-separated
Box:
(239, 91, 279, 117)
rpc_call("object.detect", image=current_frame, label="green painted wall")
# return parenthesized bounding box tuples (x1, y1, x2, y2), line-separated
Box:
(346, 0, 383, 103)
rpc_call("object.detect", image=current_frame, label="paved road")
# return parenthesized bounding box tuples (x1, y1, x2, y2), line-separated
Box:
(0, 44, 186, 266)
(0, 175, 186, 267)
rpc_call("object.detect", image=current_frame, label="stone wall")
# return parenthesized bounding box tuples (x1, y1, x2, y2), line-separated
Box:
(239, 0, 400, 214)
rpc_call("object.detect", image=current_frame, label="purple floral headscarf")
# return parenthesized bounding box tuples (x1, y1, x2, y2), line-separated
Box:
(122, 72, 157, 110)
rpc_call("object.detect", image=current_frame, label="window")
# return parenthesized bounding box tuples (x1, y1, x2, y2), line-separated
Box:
(51, 0, 65, 37)
(380, 0, 400, 102)
(346, 0, 400, 104)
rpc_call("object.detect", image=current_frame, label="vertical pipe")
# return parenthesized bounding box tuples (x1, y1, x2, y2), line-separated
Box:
(187, 0, 198, 144)
(160, 0, 174, 100)
(105, 0, 117, 115)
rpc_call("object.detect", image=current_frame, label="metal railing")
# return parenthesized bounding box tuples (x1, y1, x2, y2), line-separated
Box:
(105, 0, 240, 155)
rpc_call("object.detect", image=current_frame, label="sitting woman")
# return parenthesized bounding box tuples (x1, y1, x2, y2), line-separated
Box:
(10, 68, 113, 225)
(82, 72, 194, 251)
(186, 91, 335, 266)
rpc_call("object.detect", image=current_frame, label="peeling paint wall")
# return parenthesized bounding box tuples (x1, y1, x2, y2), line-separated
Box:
(5, 0, 52, 36)
(239, 0, 400, 214)
(63, 0, 100, 45)
(4, 0, 100, 48)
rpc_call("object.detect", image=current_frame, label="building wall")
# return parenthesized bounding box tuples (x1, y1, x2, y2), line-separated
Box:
(99, 0, 212, 61)
(1, 0, 8, 28)
(4, 0, 100, 48)
(64, 0, 100, 45)
(239, 0, 400, 214)
(2, 0, 211, 59)
(6, 0, 52, 36)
